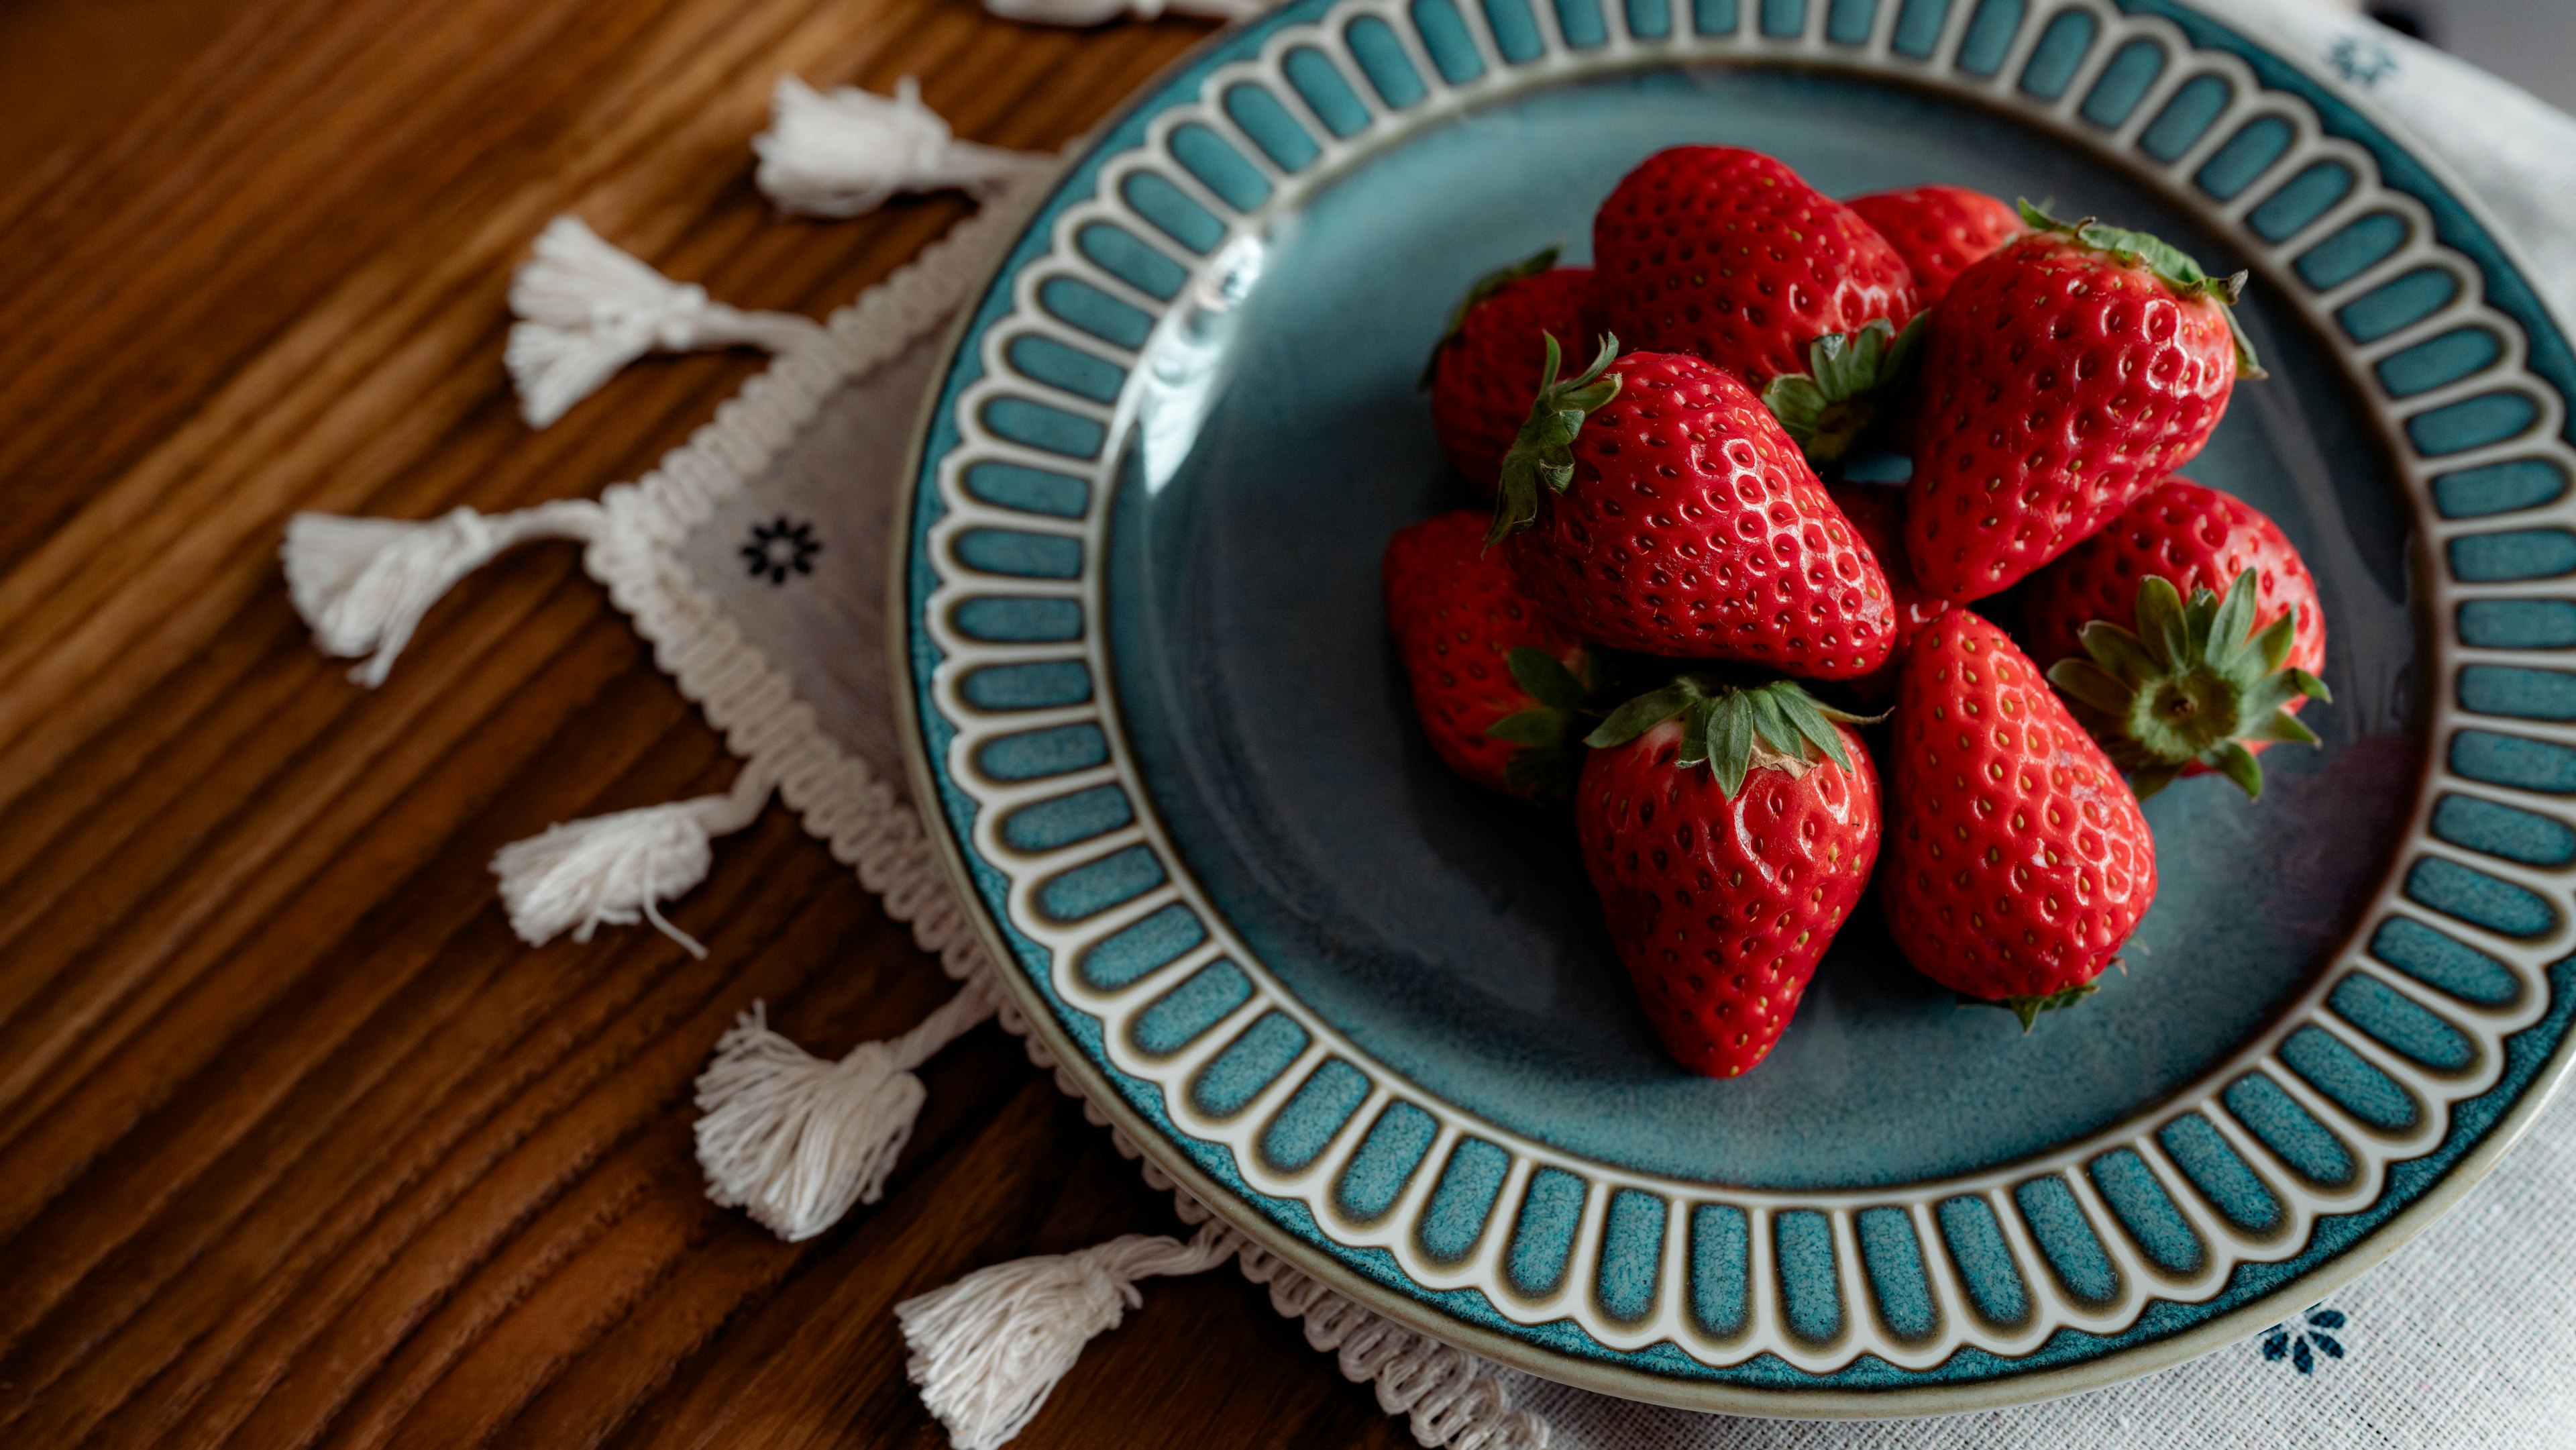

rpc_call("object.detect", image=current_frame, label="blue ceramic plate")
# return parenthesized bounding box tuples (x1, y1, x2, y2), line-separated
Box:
(897, 0, 2576, 1414)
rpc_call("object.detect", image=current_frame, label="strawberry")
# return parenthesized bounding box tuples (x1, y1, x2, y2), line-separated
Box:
(1489, 338, 1898, 676)
(1382, 510, 1597, 796)
(1423, 247, 1603, 492)
(1883, 609, 2157, 1025)
(1592, 146, 1920, 432)
(1825, 480, 1946, 656)
(1576, 676, 1881, 1076)
(2025, 478, 2330, 799)
(1905, 203, 2263, 604)
(1847, 185, 2023, 305)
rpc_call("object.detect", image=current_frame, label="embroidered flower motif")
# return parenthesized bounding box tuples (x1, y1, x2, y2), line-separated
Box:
(2330, 36, 2398, 88)
(743, 517, 822, 585)
(2261, 1305, 2348, 1374)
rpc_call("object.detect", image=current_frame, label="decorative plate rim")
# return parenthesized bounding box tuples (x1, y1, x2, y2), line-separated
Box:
(894, 0, 2576, 1414)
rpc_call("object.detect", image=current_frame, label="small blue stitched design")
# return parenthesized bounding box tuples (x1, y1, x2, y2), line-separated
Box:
(2259, 1304, 2349, 1374)
(743, 517, 821, 585)
(2329, 37, 2395, 88)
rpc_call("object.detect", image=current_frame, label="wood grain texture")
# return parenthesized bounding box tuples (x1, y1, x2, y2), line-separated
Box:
(0, 1, 1421, 1444)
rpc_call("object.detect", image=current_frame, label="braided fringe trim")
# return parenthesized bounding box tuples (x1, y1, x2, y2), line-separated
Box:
(578, 170, 1547, 1450)
(1097, 1090, 1546, 1450)
(576, 178, 1030, 988)
(1004, 1006, 1548, 1449)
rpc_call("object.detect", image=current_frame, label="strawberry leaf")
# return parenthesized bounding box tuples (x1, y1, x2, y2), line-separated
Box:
(2249, 609, 2298, 674)
(2203, 571, 2254, 656)
(1676, 705, 1713, 769)
(1489, 333, 1622, 544)
(1966, 980, 2102, 1032)
(2139, 574, 2193, 670)
(2251, 709, 2323, 746)
(1587, 676, 1872, 798)
(2222, 307, 2268, 380)
(2017, 198, 2265, 379)
(1772, 685, 1858, 773)
(2235, 672, 2305, 723)
(2017, 199, 2222, 295)
(1486, 709, 1569, 747)
(1507, 645, 1589, 711)
(1705, 694, 1756, 798)
(1585, 678, 1697, 748)
(1418, 244, 1560, 391)
(1483, 645, 1600, 800)
(2210, 739, 2266, 800)
(2076, 618, 2160, 684)
(2130, 761, 2186, 800)
(1759, 315, 1924, 466)
(2046, 658, 2134, 717)
(1744, 688, 1803, 760)
(2051, 566, 2328, 800)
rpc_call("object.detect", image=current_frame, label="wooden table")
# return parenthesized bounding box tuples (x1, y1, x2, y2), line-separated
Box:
(0, 0, 1421, 1443)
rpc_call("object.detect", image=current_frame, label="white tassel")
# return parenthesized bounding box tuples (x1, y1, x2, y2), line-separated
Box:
(693, 981, 998, 1241)
(752, 76, 1052, 220)
(981, 0, 1267, 28)
(490, 768, 773, 957)
(281, 499, 602, 686)
(504, 215, 828, 428)
(898, 1220, 1241, 1449)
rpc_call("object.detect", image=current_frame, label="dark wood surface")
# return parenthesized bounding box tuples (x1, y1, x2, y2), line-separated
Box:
(0, 1, 1422, 1444)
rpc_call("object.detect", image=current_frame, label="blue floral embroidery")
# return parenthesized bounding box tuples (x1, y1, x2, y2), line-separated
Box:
(2261, 1305, 2349, 1374)
(743, 517, 822, 585)
(2329, 36, 2398, 88)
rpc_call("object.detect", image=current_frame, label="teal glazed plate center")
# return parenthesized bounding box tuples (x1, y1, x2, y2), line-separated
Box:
(898, 0, 2576, 1415)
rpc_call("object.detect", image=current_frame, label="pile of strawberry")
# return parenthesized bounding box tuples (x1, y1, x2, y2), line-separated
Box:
(1388, 148, 2332, 1078)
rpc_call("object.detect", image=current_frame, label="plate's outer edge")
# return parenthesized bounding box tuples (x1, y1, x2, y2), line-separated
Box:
(894, 0, 2576, 1415)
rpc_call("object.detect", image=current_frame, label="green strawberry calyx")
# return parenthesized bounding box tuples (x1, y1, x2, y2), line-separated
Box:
(1487, 331, 1623, 545)
(1964, 981, 2101, 1033)
(1760, 314, 1926, 466)
(1484, 645, 1598, 798)
(1584, 675, 1878, 798)
(2045, 568, 2332, 802)
(1417, 244, 1562, 391)
(2016, 199, 2268, 382)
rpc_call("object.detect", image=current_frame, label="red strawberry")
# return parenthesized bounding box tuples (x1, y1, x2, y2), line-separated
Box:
(1593, 146, 1919, 393)
(1576, 676, 1882, 1076)
(1847, 185, 2023, 305)
(1490, 338, 1897, 676)
(1826, 481, 1947, 654)
(1424, 248, 1602, 491)
(2025, 478, 2330, 799)
(1905, 203, 2262, 604)
(1383, 510, 1597, 796)
(1883, 610, 2157, 1025)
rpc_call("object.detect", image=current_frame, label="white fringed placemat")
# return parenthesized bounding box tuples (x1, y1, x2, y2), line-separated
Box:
(280, 3, 2576, 1444)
